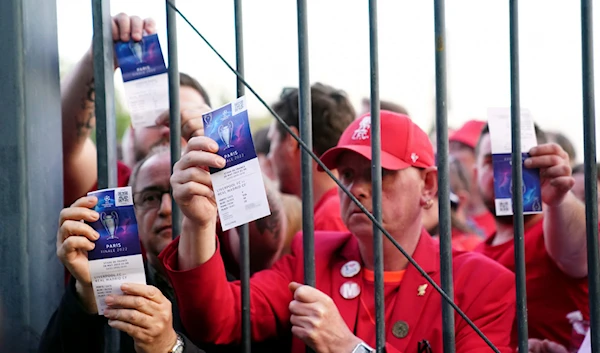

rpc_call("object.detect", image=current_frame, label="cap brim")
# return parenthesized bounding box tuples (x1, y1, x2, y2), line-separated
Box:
(448, 133, 476, 149)
(318, 145, 411, 172)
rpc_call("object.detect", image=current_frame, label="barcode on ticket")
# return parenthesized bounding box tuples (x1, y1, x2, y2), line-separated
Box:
(232, 96, 247, 116)
(495, 199, 512, 216)
(115, 188, 133, 207)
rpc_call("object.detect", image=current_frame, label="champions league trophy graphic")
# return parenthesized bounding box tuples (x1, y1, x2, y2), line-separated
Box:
(218, 120, 235, 150)
(101, 211, 120, 241)
(203, 113, 212, 126)
(129, 40, 145, 64)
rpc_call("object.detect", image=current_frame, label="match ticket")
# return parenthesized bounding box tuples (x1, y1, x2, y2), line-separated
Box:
(86, 187, 146, 315)
(202, 96, 271, 231)
(487, 107, 542, 216)
(115, 34, 169, 129)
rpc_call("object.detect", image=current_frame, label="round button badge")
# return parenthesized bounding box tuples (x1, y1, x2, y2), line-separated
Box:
(339, 281, 361, 300)
(341, 260, 361, 278)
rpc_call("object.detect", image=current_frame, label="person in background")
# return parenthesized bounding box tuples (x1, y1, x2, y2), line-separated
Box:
(253, 125, 302, 255)
(422, 156, 483, 251)
(449, 119, 494, 237)
(359, 97, 409, 117)
(252, 126, 276, 182)
(474, 123, 590, 350)
(160, 110, 516, 353)
(120, 72, 212, 170)
(267, 83, 355, 232)
(40, 151, 208, 353)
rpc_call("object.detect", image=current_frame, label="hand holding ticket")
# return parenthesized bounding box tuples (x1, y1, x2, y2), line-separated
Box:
(170, 97, 270, 233)
(85, 187, 146, 315)
(56, 196, 102, 313)
(487, 108, 543, 216)
(201, 96, 271, 230)
(115, 34, 169, 128)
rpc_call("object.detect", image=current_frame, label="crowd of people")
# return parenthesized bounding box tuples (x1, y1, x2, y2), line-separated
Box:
(37, 13, 599, 353)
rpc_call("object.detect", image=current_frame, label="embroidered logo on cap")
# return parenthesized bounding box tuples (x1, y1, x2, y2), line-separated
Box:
(352, 116, 371, 140)
(411, 153, 419, 163)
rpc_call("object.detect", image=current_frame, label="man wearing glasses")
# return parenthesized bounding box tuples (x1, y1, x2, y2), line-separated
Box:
(39, 146, 287, 353)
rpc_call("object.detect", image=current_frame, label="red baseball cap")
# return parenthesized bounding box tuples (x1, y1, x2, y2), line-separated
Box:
(319, 111, 435, 171)
(449, 120, 486, 149)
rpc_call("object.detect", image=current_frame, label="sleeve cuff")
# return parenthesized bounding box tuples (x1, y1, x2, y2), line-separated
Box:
(63, 277, 106, 324)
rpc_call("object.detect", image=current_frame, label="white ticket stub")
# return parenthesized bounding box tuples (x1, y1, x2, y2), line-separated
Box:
(115, 34, 169, 128)
(202, 96, 271, 231)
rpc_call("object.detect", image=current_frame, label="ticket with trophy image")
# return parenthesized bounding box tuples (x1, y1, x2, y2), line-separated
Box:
(202, 96, 271, 231)
(86, 187, 146, 315)
(487, 107, 542, 217)
(115, 33, 169, 129)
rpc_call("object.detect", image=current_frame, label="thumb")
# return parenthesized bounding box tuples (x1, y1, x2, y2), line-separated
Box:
(288, 281, 303, 294)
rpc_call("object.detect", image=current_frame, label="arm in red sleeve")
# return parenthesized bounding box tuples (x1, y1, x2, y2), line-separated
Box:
(160, 236, 296, 345)
(454, 266, 516, 353)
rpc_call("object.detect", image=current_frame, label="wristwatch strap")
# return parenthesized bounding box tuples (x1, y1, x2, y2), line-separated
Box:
(169, 333, 185, 353)
(351, 341, 375, 353)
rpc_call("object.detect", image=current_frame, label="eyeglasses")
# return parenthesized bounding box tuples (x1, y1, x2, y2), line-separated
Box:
(133, 188, 171, 210)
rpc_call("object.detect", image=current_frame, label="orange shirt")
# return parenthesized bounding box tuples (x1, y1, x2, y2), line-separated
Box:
(355, 269, 406, 345)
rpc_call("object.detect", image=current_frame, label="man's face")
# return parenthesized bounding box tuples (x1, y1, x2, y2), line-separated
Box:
(132, 86, 206, 162)
(449, 142, 475, 177)
(133, 152, 173, 261)
(475, 133, 498, 214)
(267, 121, 300, 196)
(449, 141, 478, 194)
(337, 152, 426, 239)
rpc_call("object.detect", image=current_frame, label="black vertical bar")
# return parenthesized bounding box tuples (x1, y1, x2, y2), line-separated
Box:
(581, 1, 600, 352)
(434, 0, 455, 352)
(509, 1, 528, 352)
(92, 0, 117, 190)
(234, 0, 251, 352)
(297, 2, 315, 352)
(368, 0, 384, 351)
(296, 0, 315, 290)
(167, 0, 182, 239)
(91, 0, 119, 351)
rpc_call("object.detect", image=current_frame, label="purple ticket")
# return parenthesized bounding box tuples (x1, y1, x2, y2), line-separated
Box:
(114, 34, 167, 82)
(86, 187, 142, 260)
(86, 187, 146, 315)
(201, 97, 271, 231)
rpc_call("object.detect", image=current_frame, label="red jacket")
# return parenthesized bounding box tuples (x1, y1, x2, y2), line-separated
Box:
(161, 230, 516, 353)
